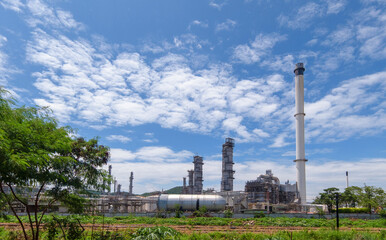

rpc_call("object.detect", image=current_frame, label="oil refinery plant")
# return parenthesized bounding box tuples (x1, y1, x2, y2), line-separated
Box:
(4, 63, 321, 215)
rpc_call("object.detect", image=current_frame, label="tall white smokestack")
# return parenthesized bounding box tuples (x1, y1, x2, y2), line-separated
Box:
(294, 63, 307, 205)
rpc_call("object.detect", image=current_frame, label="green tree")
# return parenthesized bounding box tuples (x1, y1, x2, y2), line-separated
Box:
(358, 185, 386, 214)
(341, 186, 362, 207)
(0, 88, 110, 240)
(313, 187, 340, 213)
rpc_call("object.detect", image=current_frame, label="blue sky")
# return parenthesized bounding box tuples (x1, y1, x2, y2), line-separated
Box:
(0, 0, 385, 202)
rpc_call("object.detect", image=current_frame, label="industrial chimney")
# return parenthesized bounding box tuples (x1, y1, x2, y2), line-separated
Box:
(188, 170, 194, 194)
(294, 63, 307, 204)
(108, 165, 112, 193)
(221, 138, 235, 192)
(182, 177, 187, 194)
(113, 178, 117, 193)
(193, 156, 204, 194)
(129, 172, 134, 195)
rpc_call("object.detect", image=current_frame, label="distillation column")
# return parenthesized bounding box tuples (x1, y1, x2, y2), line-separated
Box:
(221, 138, 235, 192)
(193, 156, 204, 194)
(182, 177, 187, 194)
(294, 63, 307, 204)
(188, 170, 194, 194)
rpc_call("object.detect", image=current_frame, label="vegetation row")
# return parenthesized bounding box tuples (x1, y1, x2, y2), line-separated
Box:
(0, 226, 385, 240)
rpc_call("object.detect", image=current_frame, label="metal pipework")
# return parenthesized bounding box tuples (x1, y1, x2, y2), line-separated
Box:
(294, 63, 307, 205)
(157, 194, 226, 211)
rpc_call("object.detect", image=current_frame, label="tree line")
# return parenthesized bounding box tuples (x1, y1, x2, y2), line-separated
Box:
(313, 185, 385, 214)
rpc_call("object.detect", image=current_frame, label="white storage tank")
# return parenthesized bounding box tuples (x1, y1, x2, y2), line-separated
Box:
(157, 194, 226, 211)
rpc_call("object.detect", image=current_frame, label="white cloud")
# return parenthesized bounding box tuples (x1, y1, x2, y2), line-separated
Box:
(269, 133, 289, 148)
(233, 33, 286, 64)
(0, 35, 8, 84)
(215, 19, 236, 32)
(26, 0, 84, 29)
(110, 146, 193, 163)
(322, 27, 354, 46)
(209, 0, 227, 10)
(278, 1, 347, 30)
(190, 20, 208, 29)
(306, 71, 386, 142)
(107, 146, 195, 192)
(0, 34, 19, 85)
(1, 0, 84, 30)
(260, 54, 295, 73)
(278, 2, 323, 29)
(326, 0, 347, 14)
(306, 39, 318, 46)
(311, 3, 386, 79)
(106, 135, 131, 143)
(28, 28, 386, 145)
(281, 148, 333, 157)
(0, 0, 23, 12)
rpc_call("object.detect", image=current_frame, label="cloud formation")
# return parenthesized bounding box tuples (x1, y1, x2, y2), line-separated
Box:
(278, 1, 347, 29)
(106, 135, 131, 143)
(233, 33, 287, 64)
(216, 19, 236, 32)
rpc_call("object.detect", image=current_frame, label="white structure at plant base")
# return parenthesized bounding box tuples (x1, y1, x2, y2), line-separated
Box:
(294, 63, 307, 205)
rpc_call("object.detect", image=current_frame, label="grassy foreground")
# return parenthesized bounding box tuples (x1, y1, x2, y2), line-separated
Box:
(1, 215, 385, 239)
(0, 226, 385, 240)
(1, 215, 385, 228)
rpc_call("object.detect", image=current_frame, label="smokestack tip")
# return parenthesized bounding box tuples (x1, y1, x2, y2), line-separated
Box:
(294, 63, 305, 75)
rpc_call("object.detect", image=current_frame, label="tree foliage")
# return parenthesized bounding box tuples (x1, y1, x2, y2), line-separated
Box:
(0, 88, 110, 240)
(358, 185, 385, 213)
(313, 187, 339, 213)
(341, 186, 362, 207)
(313, 185, 385, 214)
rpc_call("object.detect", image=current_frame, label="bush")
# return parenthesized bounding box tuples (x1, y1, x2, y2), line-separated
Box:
(254, 212, 265, 218)
(174, 204, 183, 218)
(223, 209, 233, 218)
(132, 226, 181, 239)
(379, 209, 386, 218)
(331, 207, 370, 213)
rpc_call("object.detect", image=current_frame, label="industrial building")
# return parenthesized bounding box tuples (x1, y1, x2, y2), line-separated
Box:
(245, 170, 298, 205)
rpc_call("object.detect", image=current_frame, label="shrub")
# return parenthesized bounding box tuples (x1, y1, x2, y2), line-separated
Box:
(254, 212, 265, 218)
(174, 204, 183, 218)
(331, 207, 370, 213)
(223, 209, 233, 218)
(379, 209, 386, 218)
(132, 226, 181, 239)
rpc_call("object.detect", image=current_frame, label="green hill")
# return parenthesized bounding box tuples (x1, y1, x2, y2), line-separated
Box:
(141, 186, 183, 197)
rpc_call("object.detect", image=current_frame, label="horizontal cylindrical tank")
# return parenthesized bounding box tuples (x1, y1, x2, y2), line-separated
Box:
(158, 194, 226, 211)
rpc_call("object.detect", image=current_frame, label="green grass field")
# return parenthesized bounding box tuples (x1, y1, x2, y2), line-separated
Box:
(0, 226, 385, 240)
(2, 215, 385, 228)
(1, 215, 385, 239)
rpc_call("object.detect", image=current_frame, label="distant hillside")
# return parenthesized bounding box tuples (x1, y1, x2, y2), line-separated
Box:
(141, 186, 183, 197)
